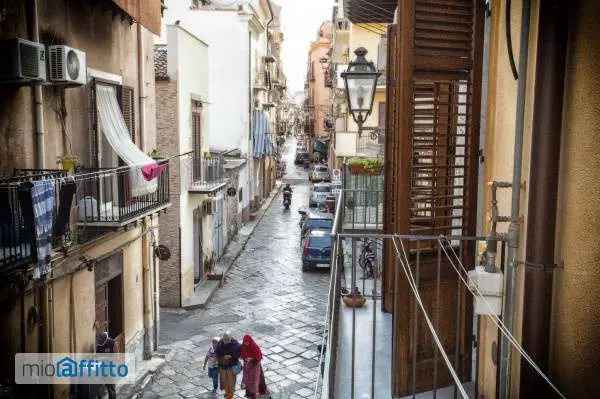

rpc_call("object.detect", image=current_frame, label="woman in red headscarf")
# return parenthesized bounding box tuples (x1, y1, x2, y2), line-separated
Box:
(240, 335, 269, 398)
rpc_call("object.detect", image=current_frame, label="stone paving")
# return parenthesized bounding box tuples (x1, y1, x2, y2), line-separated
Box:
(142, 141, 330, 399)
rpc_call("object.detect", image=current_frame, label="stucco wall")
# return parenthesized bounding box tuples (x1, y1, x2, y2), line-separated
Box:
(477, 0, 540, 396)
(550, 1, 600, 395)
(0, 0, 156, 173)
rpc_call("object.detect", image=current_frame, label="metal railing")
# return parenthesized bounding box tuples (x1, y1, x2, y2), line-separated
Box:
(0, 170, 66, 273)
(356, 129, 385, 157)
(343, 170, 384, 231)
(75, 161, 170, 226)
(189, 154, 226, 191)
(316, 192, 507, 398)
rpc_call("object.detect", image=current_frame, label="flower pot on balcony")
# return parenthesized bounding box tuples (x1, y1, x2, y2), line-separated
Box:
(343, 294, 366, 308)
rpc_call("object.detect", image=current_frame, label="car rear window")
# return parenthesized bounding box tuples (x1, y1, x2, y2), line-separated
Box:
(316, 166, 328, 171)
(314, 186, 331, 193)
(306, 219, 332, 230)
(309, 235, 332, 247)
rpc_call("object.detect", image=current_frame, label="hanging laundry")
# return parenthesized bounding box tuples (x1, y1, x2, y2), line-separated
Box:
(54, 179, 76, 237)
(141, 162, 168, 181)
(30, 180, 55, 279)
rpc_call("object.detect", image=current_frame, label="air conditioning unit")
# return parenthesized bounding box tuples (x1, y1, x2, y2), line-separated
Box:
(48, 45, 87, 85)
(0, 38, 46, 83)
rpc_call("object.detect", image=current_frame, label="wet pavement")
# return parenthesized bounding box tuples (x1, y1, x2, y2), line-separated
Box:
(143, 139, 330, 399)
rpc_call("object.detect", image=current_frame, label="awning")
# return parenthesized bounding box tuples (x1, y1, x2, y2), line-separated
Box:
(252, 110, 274, 159)
(343, 0, 395, 24)
(96, 85, 158, 196)
(111, 0, 162, 35)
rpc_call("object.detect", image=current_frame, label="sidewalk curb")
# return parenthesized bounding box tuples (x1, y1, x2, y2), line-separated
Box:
(183, 182, 282, 310)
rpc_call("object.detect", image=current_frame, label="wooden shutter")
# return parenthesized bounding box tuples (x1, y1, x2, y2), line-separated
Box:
(388, 0, 485, 395)
(119, 86, 136, 142)
(88, 82, 99, 168)
(192, 101, 203, 182)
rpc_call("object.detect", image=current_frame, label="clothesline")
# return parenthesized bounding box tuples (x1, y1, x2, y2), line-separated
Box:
(0, 151, 194, 186)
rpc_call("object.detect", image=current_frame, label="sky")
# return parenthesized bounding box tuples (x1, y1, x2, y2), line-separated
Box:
(276, 0, 335, 95)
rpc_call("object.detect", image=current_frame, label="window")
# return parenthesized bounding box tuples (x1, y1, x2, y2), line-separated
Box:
(119, 86, 135, 142)
(192, 100, 203, 182)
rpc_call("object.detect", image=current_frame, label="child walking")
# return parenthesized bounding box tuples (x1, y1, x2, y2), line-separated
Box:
(203, 337, 220, 393)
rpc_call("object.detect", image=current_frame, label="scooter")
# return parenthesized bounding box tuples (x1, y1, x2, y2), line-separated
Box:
(283, 191, 292, 210)
(358, 240, 377, 279)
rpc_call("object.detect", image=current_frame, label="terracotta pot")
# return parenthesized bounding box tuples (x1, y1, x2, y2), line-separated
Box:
(343, 294, 366, 308)
(349, 164, 365, 175)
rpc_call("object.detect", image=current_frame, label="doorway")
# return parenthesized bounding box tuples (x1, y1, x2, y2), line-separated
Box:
(193, 207, 204, 285)
(94, 252, 124, 352)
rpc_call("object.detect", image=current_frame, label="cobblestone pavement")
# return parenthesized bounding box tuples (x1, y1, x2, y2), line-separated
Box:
(143, 141, 330, 399)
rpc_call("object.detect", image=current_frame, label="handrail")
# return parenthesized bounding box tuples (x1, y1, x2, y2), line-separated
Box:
(330, 189, 344, 237)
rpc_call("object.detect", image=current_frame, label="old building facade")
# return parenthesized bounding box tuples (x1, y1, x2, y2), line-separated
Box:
(0, 0, 164, 397)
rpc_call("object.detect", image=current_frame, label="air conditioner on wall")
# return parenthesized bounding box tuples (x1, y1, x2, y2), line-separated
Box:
(0, 38, 46, 83)
(48, 45, 87, 85)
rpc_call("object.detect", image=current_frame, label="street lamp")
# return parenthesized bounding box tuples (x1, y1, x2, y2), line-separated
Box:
(341, 47, 380, 136)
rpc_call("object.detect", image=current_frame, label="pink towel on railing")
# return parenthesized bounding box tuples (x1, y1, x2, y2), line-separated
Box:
(141, 163, 167, 181)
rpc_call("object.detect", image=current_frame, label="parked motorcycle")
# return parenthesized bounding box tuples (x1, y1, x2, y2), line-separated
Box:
(358, 239, 377, 279)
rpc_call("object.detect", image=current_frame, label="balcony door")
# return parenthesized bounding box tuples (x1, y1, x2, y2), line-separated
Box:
(193, 207, 204, 284)
(192, 100, 203, 183)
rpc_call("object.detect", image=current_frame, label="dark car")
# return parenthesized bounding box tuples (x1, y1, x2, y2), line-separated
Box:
(302, 230, 332, 271)
(295, 151, 310, 165)
(300, 211, 333, 239)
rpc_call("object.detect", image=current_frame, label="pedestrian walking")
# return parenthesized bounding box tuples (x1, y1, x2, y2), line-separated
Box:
(240, 335, 270, 398)
(203, 336, 220, 393)
(216, 331, 242, 399)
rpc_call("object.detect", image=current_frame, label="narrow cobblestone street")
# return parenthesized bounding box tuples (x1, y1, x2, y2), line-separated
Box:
(143, 142, 329, 399)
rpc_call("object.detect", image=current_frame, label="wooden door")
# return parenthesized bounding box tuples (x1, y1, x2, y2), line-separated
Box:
(387, 0, 485, 395)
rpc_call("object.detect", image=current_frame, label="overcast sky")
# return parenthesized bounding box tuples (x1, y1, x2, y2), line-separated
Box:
(276, 0, 335, 95)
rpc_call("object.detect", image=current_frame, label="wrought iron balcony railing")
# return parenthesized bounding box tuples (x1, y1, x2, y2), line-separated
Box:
(76, 161, 170, 227)
(0, 164, 170, 273)
(188, 154, 227, 194)
(0, 170, 66, 274)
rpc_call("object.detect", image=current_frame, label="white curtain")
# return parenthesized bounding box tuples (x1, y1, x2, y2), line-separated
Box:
(96, 85, 157, 197)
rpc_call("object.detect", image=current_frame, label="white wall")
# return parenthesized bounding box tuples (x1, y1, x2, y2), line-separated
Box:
(161, 0, 265, 213)
(167, 24, 211, 299)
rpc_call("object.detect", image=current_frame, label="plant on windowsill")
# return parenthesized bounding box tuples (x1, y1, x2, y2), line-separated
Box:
(347, 157, 383, 176)
(57, 155, 79, 173)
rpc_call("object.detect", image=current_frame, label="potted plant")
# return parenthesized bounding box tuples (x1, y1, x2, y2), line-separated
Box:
(58, 155, 79, 173)
(342, 286, 366, 308)
(347, 157, 383, 176)
(204, 257, 222, 280)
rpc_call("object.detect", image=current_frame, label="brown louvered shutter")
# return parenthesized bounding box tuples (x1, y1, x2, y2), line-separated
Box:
(88, 82, 99, 168)
(388, 0, 485, 395)
(119, 86, 136, 142)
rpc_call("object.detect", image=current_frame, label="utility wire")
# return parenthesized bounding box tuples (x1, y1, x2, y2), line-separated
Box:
(437, 237, 567, 399)
(392, 236, 469, 399)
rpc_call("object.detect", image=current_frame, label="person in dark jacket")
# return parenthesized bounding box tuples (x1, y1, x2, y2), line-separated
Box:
(215, 331, 241, 399)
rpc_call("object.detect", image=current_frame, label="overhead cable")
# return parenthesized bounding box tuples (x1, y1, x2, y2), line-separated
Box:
(437, 237, 567, 399)
(392, 237, 469, 399)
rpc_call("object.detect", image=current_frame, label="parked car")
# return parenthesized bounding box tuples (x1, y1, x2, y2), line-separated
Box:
(310, 164, 331, 182)
(331, 180, 342, 196)
(295, 151, 310, 165)
(302, 230, 332, 271)
(309, 182, 332, 207)
(300, 211, 333, 236)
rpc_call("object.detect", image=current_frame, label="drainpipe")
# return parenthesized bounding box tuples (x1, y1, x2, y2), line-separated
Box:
(31, 0, 46, 168)
(265, 0, 274, 56)
(498, 0, 532, 397)
(520, 1, 567, 396)
(142, 220, 152, 360)
(136, 21, 146, 151)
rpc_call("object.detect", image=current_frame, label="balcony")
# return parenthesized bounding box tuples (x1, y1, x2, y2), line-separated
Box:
(315, 189, 503, 398)
(188, 153, 227, 195)
(75, 161, 170, 227)
(341, 169, 384, 231)
(0, 170, 66, 274)
(0, 164, 170, 274)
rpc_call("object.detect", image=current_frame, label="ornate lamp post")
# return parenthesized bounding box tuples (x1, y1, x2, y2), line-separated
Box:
(341, 47, 380, 137)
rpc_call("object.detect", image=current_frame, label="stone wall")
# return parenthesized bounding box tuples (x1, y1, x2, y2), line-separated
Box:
(156, 80, 181, 307)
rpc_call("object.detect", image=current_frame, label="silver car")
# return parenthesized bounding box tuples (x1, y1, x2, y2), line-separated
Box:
(310, 182, 332, 208)
(310, 164, 331, 182)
